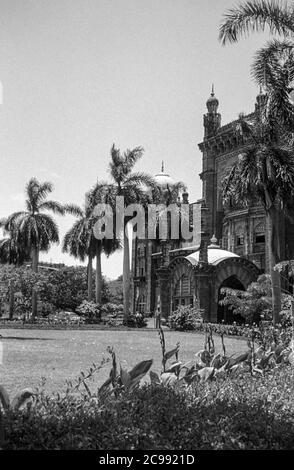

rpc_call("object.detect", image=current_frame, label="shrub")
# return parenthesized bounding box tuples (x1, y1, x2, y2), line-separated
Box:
(169, 306, 202, 331)
(76, 301, 101, 323)
(98, 302, 123, 318)
(124, 312, 147, 328)
(3, 367, 294, 450)
(220, 273, 293, 324)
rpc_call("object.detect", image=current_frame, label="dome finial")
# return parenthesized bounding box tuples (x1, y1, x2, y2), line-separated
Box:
(161, 160, 164, 173)
(208, 234, 220, 248)
(206, 84, 219, 113)
(211, 234, 218, 244)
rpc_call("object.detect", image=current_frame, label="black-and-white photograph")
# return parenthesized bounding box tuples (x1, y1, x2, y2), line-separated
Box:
(0, 0, 294, 457)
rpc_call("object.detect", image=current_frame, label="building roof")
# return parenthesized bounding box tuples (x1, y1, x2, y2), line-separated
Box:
(185, 247, 239, 266)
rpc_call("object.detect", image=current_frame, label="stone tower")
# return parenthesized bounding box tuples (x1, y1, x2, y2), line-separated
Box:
(199, 86, 222, 238)
(203, 85, 221, 139)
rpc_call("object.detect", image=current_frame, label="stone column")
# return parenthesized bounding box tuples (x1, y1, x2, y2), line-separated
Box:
(199, 231, 210, 264)
(156, 267, 170, 319)
(197, 231, 211, 321)
(160, 240, 170, 267)
(145, 241, 152, 315)
(197, 269, 211, 322)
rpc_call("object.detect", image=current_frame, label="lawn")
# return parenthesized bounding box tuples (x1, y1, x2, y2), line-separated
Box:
(0, 328, 247, 396)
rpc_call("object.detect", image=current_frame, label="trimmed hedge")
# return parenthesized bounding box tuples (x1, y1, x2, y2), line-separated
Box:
(3, 366, 294, 450)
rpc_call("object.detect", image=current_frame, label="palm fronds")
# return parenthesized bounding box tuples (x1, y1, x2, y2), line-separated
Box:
(219, 0, 294, 45)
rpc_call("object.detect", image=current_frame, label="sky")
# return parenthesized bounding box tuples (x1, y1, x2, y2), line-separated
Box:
(0, 0, 274, 279)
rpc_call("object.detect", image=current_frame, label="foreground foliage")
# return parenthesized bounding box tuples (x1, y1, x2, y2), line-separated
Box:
(2, 367, 294, 450)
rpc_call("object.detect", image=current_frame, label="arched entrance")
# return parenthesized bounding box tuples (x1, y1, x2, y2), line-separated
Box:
(168, 258, 195, 313)
(217, 275, 245, 323)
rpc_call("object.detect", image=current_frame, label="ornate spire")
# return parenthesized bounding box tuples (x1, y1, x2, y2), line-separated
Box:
(206, 85, 219, 113)
(204, 84, 221, 138)
(208, 234, 220, 248)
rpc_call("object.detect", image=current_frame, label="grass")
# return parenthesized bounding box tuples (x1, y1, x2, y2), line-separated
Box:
(0, 328, 248, 396)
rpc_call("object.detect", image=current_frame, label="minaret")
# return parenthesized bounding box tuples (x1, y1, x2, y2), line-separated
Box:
(203, 84, 221, 139)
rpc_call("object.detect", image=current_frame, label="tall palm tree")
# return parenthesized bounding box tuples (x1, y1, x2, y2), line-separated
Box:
(108, 144, 156, 320)
(3, 178, 64, 272)
(219, 0, 294, 127)
(222, 109, 294, 324)
(86, 182, 121, 304)
(62, 203, 96, 301)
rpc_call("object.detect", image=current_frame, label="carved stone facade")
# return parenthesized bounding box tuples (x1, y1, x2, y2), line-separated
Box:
(130, 90, 294, 323)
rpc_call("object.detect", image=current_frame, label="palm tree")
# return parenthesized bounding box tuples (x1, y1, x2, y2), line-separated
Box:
(108, 144, 156, 321)
(219, 1, 294, 324)
(222, 109, 294, 324)
(3, 178, 64, 272)
(219, 0, 294, 128)
(0, 218, 30, 265)
(86, 182, 121, 304)
(64, 183, 120, 305)
(2, 178, 65, 320)
(219, 1, 294, 46)
(62, 203, 96, 302)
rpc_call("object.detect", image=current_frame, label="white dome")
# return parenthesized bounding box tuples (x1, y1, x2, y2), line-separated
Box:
(154, 171, 174, 188)
(154, 162, 175, 189)
(185, 248, 239, 266)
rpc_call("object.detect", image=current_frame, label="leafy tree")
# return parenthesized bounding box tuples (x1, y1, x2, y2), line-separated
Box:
(0, 265, 110, 317)
(107, 275, 123, 305)
(220, 273, 272, 323)
(220, 273, 292, 324)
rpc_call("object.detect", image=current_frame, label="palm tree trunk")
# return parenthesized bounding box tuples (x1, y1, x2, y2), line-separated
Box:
(32, 288, 38, 322)
(9, 282, 14, 320)
(87, 255, 93, 301)
(95, 244, 102, 304)
(123, 227, 131, 323)
(31, 246, 39, 273)
(267, 208, 281, 325)
(31, 246, 39, 320)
